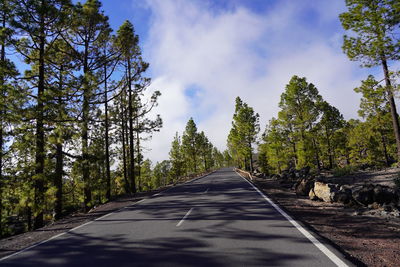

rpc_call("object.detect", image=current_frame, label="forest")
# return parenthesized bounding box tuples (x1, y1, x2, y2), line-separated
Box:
(0, 0, 228, 238)
(227, 0, 400, 178)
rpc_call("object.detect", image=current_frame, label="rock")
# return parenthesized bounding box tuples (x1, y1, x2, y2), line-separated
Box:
(295, 178, 314, 196)
(271, 174, 281, 180)
(373, 185, 398, 205)
(313, 182, 338, 202)
(352, 184, 375, 206)
(383, 203, 393, 212)
(253, 172, 264, 178)
(309, 188, 319, 201)
(368, 202, 380, 210)
(332, 190, 352, 204)
(339, 185, 352, 191)
(352, 211, 362, 216)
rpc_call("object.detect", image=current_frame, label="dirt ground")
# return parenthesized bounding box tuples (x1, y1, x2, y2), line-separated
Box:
(0, 171, 213, 260)
(254, 172, 400, 267)
(324, 167, 398, 188)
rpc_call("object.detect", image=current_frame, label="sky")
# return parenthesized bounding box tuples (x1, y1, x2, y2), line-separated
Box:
(98, 0, 383, 163)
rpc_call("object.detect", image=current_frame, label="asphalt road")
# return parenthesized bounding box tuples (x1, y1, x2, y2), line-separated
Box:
(1, 168, 352, 266)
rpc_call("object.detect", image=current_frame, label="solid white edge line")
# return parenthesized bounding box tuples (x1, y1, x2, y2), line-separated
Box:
(235, 171, 349, 267)
(0, 198, 147, 262)
(176, 208, 194, 227)
(0, 231, 66, 262)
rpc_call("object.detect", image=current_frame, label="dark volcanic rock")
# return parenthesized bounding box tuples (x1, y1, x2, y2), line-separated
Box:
(373, 185, 398, 205)
(352, 184, 375, 206)
(295, 178, 314, 196)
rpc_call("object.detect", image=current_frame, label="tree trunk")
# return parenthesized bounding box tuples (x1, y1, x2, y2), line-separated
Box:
(276, 150, 281, 174)
(0, 7, 5, 236)
(326, 127, 333, 169)
(192, 149, 197, 173)
(104, 63, 111, 201)
(120, 94, 130, 193)
(291, 141, 297, 167)
(82, 40, 91, 211)
(33, 13, 46, 229)
(54, 71, 64, 220)
(381, 56, 400, 164)
(380, 131, 390, 167)
(136, 116, 141, 192)
(249, 143, 254, 173)
(127, 58, 136, 194)
(0, 94, 2, 236)
(54, 142, 63, 219)
(312, 137, 321, 171)
(26, 206, 32, 231)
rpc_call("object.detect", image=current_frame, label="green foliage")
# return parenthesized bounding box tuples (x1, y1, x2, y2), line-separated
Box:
(168, 118, 225, 181)
(278, 75, 323, 168)
(339, 0, 400, 67)
(332, 165, 357, 177)
(227, 97, 259, 171)
(340, 0, 400, 165)
(182, 118, 200, 173)
(0, 0, 166, 237)
(169, 133, 185, 182)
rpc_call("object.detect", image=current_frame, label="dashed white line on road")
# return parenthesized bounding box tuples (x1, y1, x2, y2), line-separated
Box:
(176, 208, 193, 227)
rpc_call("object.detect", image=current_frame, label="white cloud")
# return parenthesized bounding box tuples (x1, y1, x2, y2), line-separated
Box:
(139, 0, 370, 163)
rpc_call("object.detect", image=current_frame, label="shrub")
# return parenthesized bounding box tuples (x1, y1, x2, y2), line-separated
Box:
(333, 165, 357, 177)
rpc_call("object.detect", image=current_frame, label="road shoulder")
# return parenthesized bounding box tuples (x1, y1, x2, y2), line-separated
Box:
(253, 178, 400, 267)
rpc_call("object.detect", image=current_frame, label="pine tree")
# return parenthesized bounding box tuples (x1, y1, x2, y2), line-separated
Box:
(317, 101, 345, 169)
(68, 0, 111, 210)
(13, 0, 71, 229)
(169, 132, 185, 182)
(278, 76, 322, 169)
(0, 0, 20, 235)
(45, 38, 77, 219)
(228, 97, 259, 172)
(182, 118, 199, 173)
(115, 20, 142, 194)
(354, 75, 394, 166)
(340, 0, 400, 163)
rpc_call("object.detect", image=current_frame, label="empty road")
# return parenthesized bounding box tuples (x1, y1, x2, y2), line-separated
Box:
(1, 168, 352, 266)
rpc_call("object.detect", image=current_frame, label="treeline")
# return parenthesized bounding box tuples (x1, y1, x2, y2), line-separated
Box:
(167, 118, 231, 181)
(228, 0, 400, 176)
(0, 0, 162, 237)
(258, 75, 396, 174)
(130, 119, 231, 197)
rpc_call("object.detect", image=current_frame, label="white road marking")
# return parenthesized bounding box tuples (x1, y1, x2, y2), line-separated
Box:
(1, 171, 213, 262)
(204, 188, 209, 193)
(0, 198, 146, 262)
(0, 171, 216, 262)
(236, 171, 349, 267)
(176, 208, 194, 227)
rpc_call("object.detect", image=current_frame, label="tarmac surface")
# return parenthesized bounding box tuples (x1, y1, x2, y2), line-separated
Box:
(0, 168, 352, 266)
